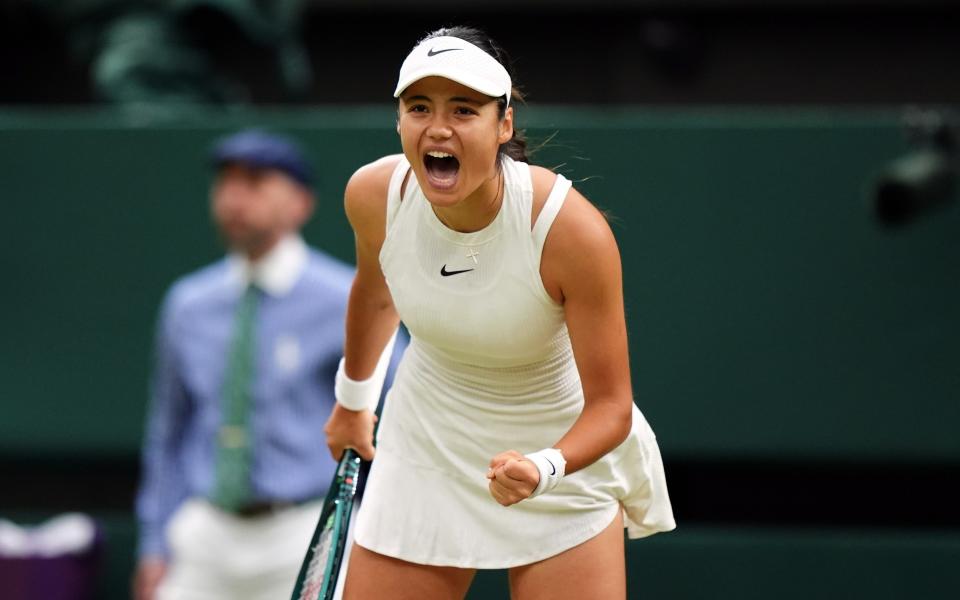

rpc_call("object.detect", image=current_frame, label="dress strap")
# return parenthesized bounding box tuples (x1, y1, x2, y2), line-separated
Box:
(531, 174, 573, 257)
(385, 156, 411, 230)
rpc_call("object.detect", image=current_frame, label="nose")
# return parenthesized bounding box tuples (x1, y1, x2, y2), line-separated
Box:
(426, 113, 453, 140)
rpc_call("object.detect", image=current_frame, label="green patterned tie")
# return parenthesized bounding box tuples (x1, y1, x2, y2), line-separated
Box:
(212, 283, 260, 511)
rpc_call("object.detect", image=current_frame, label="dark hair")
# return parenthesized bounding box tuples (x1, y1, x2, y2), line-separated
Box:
(419, 26, 529, 164)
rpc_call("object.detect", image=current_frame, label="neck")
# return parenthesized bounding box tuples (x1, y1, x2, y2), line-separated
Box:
(434, 168, 504, 233)
(238, 233, 285, 263)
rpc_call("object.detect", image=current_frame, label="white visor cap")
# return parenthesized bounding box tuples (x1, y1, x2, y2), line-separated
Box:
(394, 36, 512, 105)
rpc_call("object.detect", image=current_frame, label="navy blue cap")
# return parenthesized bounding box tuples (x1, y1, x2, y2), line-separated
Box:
(210, 129, 313, 188)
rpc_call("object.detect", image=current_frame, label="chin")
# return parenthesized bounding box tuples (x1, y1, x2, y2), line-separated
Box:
(421, 187, 464, 208)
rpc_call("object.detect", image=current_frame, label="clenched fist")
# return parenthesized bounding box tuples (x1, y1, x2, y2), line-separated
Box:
(486, 450, 540, 506)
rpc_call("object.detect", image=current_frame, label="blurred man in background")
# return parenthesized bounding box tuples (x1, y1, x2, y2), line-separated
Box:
(133, 129, 401, 600)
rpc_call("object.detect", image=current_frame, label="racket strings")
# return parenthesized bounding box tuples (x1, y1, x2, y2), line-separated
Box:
(299, 523, 334, 600)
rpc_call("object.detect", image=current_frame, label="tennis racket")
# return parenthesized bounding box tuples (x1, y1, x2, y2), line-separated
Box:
(290, 448, 363, 600)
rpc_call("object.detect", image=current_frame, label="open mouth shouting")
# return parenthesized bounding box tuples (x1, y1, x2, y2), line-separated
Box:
(424, 150, 460, 191)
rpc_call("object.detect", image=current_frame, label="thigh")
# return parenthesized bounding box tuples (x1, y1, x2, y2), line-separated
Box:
(343, 544, 475, 600)
(160, 500, 322, 600)
(508, 510, 625, 600)
(246, 502, 326, 600)
(158, 501, 228, 599)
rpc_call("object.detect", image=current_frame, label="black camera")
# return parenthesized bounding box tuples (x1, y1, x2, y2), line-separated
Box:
(871, 108, 957, 228)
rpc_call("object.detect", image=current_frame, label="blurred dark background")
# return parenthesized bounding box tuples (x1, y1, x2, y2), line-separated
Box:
(3, 0, 960, 106)
(1, 1, 959, 599)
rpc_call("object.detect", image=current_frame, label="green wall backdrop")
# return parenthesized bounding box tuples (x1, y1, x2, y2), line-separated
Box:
(2, 107, 957, 460)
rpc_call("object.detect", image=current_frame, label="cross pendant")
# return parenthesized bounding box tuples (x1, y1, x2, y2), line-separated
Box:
(466, 248, 480, 264)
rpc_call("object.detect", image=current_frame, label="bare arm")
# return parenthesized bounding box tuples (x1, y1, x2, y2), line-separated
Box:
(342, 157, 403, 379)
(548, 187, 634, 473)
(489, 169, 634, 506)
(324, 155, 404, 460)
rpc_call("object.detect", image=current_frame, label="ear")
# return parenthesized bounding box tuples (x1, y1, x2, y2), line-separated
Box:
(292, 189, 316, 228)
(497, 106, 514, 145)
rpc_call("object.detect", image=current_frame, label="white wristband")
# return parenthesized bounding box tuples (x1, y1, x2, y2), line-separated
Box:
(334, 329, 398, 412)
(524, 448, 566, 498)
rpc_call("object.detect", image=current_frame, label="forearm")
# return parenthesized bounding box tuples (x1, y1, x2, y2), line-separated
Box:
(343, 278, 400, 379)
(136, 405, 189, 558)
(135, 516, 170, 560)
(136, 441, 186, 559)
(137, 316, 188, 558)
(326, 276, 396, 457)
(553, 396, 633, 475)
(488, 396, 633, 506)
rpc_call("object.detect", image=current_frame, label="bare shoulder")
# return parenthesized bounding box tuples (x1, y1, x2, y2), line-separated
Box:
(528, 164, 556, 224)
(529, 164, 557, 199)
(344, 154, 405, 226)
(538, 168, 621, 295)
(530, 164, 615, 250)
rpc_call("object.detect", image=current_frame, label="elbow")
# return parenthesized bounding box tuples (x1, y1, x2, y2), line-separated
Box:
(610, 399, 634, 447)
(349, 279, 394, 313)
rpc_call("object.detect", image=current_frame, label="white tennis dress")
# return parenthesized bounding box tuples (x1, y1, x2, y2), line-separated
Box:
(352, 155, 676, 568)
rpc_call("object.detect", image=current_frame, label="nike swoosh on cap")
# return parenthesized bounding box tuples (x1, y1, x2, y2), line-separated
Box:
(440, 265, 474, 276)
(427, 48, 463, 57)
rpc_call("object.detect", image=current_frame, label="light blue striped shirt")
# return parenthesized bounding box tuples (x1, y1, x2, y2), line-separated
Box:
(135, 236, 404, 558)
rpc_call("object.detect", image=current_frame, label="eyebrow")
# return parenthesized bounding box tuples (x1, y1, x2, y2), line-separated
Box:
(451, 96, 485, 105)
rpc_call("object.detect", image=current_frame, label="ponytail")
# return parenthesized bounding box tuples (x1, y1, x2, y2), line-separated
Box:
(498, 89, 528, 164)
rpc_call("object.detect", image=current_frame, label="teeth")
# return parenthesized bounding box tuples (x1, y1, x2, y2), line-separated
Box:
(427, 151, 454, 158)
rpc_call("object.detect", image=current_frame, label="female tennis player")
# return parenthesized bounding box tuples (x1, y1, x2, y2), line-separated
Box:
(323, 25, 676, 599)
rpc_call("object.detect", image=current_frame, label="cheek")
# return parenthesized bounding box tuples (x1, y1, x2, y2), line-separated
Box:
(400, 135, 416, 156)
(462, 132, 501, 174)
(267, 197, 302, 227)
(398, 123, 419, 152)
(210, 196, 236, 221)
